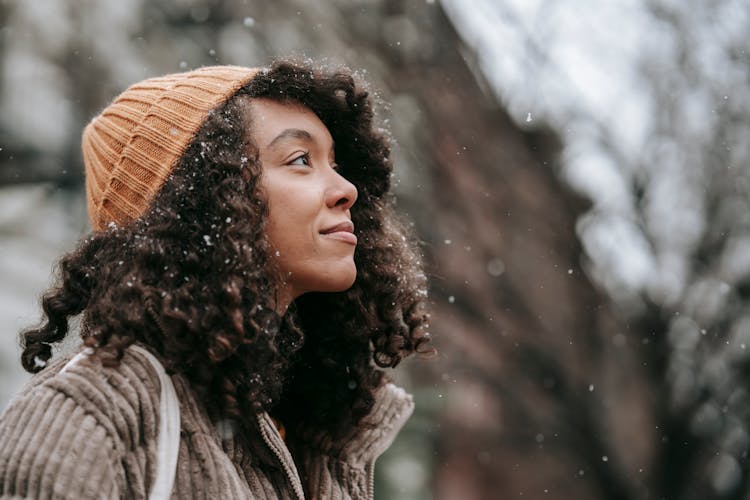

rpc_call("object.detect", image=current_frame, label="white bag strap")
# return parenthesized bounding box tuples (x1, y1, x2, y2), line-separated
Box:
(62, 344, 181, 500)
(131, 345, 181, 500)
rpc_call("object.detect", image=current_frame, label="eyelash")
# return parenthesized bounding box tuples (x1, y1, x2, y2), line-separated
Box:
(289, 152, 311, 167)
(289, 151, 340, 171)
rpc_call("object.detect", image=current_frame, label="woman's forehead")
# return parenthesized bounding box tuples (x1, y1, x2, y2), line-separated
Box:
(246, 98, 334, 151)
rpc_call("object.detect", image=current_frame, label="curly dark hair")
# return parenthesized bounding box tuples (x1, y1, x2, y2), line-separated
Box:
(20, 59, 433, 452)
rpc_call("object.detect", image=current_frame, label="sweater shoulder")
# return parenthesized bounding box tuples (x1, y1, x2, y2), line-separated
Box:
(346, 382, 415, 464)
(8, 344, 164, 451)
(0, 345, 165, 499)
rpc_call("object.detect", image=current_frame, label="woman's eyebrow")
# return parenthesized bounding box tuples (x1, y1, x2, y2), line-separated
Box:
(266, 128, 313, 150)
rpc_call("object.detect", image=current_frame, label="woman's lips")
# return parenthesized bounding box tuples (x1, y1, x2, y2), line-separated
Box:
(322, 231, 358, 245)
(320, 221, 357, 245)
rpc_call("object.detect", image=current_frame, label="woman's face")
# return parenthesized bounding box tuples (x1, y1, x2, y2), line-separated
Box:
(247, 98, 359, 306)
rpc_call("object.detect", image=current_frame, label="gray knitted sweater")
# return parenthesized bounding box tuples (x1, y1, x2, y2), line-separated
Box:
(0, 345, 415, 499)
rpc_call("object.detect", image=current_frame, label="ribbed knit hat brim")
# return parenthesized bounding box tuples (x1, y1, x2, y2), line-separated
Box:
(82, 65, 260, 231)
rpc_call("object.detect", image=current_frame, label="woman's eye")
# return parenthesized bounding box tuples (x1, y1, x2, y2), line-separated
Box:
(289, 153, 311, 166)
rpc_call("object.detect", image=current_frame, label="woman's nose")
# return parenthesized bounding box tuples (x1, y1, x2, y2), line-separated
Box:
(327, 170, 358, 211)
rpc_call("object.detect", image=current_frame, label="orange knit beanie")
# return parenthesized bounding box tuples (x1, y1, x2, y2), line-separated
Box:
(81, 65, 260, 231)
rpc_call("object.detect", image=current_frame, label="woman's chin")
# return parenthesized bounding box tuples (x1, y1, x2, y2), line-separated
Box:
(290, 262, 358, 296)
(319, 263, 358, 293)
(329, 271, 358, 292)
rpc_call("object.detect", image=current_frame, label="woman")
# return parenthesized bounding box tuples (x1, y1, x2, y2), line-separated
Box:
(0, 60, 432, 499)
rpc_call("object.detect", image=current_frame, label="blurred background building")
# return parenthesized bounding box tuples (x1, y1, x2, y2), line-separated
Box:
(1, 0, 749, 498)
